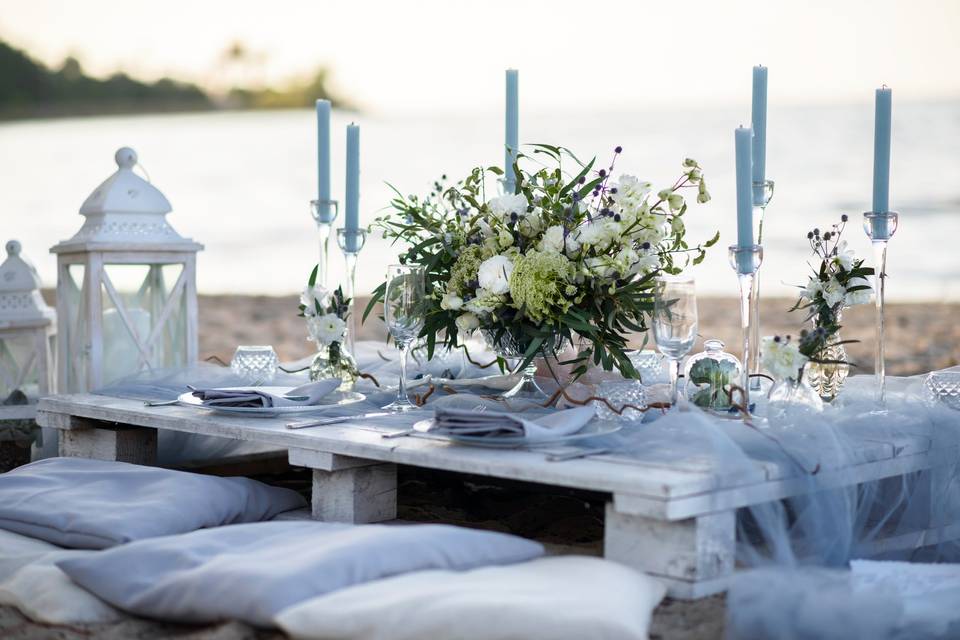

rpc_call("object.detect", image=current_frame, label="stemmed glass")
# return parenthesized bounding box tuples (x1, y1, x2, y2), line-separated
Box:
(382, 264, 425, 412)
(653, 274, 699, 406)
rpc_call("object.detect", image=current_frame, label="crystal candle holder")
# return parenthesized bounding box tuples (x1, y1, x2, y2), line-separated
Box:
(728, 244, 764, 413)
(230, 345, 278, 384)
(310, 199, 339, 289)
(628, 349, 668, 385)
(594, 380, 647, 422)
(922, 371, 960, 410)
(863, 211, 899, 404)
(749, 180, 774, 393)
(337, 229, 368, 354)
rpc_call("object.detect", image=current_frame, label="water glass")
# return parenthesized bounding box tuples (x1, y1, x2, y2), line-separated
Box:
(382, 264, 426, 412)
(230, 345, 278, 384)
(653, 274, 698, 405)
(594, 380, 647, 422)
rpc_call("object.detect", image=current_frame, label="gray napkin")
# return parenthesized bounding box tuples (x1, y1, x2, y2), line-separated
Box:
(190, 380, 341, 408)
(431, 406, 595, 442)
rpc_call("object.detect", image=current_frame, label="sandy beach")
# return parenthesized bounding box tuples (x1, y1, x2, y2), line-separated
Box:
(199, 294, 960, 378)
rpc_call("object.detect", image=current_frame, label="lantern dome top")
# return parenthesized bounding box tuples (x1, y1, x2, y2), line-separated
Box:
(52, 147, 202, 254)
(0, 239, 55, 327)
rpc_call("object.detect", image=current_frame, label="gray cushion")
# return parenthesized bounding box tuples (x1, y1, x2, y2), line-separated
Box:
(57, 520, 545, 627)
(0, 457, 306, 549)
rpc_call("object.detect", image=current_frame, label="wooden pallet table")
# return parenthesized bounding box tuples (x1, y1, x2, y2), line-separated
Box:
(35, 393, 955, 598)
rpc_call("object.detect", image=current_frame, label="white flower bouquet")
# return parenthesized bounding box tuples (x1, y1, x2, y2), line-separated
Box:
(367, 146, 717, 379)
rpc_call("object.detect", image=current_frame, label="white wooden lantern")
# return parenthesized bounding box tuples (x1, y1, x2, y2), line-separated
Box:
(0, 240, 56, 419)
(51, 147, 203, 392)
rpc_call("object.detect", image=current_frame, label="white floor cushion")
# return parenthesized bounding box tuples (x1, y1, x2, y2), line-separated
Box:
(275, 556, 666, 640)
(0, 529, 122, 625)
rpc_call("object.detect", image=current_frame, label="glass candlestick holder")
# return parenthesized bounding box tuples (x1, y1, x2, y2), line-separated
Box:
(310, 199, 339, 290)
(863, 211, 899, 404)
(337, 228, 367, 355)
(728, 244, 764, 414)
(749, 180, 775, 393)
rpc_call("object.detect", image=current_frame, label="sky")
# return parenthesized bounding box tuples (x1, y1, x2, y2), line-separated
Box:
(1, 0, 958, 113)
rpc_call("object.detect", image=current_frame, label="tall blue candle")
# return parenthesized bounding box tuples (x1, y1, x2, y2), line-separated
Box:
(316, 99, 334, 223)
(344, 123, 360, 251)
(872, 86, 892, 214)
(750, 65, 768, 205)
(735, 126, 755, 273)
(504, 69, 519, 193)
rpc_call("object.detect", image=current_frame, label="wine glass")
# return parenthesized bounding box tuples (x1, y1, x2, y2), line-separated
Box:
(382, 264, 426, 412)
(653, 274, 699, 406)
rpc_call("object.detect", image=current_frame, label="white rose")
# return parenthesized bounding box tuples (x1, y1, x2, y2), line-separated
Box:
(539, 225, 566, 254)
(486, 193, 529, 221)
(300, 284, 330, 316)
(822, 277, 846, 307)
(308, 313, 346, 346)
(477, 255, 514, 295)
(455, 312, 480, 334)
(844, 276, 872, 306)
(440, 293, 463, 311)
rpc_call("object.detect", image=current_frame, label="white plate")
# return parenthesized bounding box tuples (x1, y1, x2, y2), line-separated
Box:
(177, 387, 365, 417)
(410, 418, 623, 448)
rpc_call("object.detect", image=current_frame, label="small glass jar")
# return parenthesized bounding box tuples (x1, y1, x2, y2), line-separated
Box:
(683, 339, 743, 412)
(593, 380, 647, 422)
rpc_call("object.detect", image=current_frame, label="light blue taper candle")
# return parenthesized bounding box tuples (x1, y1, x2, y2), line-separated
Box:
(316, 99, 334, 223)
(750, 66, 767, 205)
(505, 69, 519, 193)
(872, 86, 892, 214)
(735, 126, 755, 273)
(344, 123, 360, 251)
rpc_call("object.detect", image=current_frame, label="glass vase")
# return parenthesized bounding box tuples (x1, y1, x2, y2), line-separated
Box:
(683, 339, 743, 413)
(481, 329, 566, 402)
(767, 371, 824, 421)
(805, 334, 849, 402)
(309, 341, 359, 391)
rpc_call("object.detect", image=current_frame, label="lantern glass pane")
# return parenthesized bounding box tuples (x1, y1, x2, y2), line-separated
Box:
(0, 332, 40, 402)
(100, 263, 188, 385)
(63, 264, 89, 392)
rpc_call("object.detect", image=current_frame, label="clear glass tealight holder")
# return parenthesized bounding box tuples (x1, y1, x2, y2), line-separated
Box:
(230, 345, 278, 384)
(593, 380, 647, 422)
(628, 349, 668, 385)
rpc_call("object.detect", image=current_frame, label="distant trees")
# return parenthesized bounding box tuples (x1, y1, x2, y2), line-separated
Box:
(0, 38, 350, 119)
(0, 40, 211, 118)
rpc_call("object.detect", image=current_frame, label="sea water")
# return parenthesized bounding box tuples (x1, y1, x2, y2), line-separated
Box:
(0, 102, 957, 300)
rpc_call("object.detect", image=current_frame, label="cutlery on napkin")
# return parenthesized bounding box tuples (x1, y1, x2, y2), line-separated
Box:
(190, 379, 341, 408)
(430, 406, 595, 442)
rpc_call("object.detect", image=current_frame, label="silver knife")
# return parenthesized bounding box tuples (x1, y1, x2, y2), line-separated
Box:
(285, 412, 392, 429)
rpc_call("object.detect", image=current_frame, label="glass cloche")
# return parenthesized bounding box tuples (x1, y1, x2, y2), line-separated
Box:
(683, 339, 743, 412)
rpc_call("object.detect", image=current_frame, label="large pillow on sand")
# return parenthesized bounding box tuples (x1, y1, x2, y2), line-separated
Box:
(276, 556, 666, 640)
(0, 457, 306, 549)
(0, 529, 123, 625)
(57, 520, 544, 627)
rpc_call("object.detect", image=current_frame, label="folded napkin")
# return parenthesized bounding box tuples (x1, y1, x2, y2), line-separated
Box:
(431, 406, 595, 442)
(190, 380, 340, 408)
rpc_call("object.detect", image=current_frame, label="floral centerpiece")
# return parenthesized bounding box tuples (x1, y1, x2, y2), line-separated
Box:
(366, 145, 717, 392)
(789, 215, 874, 399)
(299, 268, 359, 389)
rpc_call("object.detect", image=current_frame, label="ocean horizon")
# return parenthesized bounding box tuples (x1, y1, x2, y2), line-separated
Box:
(2, 101, 958, 301)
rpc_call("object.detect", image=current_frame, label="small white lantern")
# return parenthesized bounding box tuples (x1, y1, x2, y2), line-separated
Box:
(51, 147, 203, 392)
(0, 240, 56, 419)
